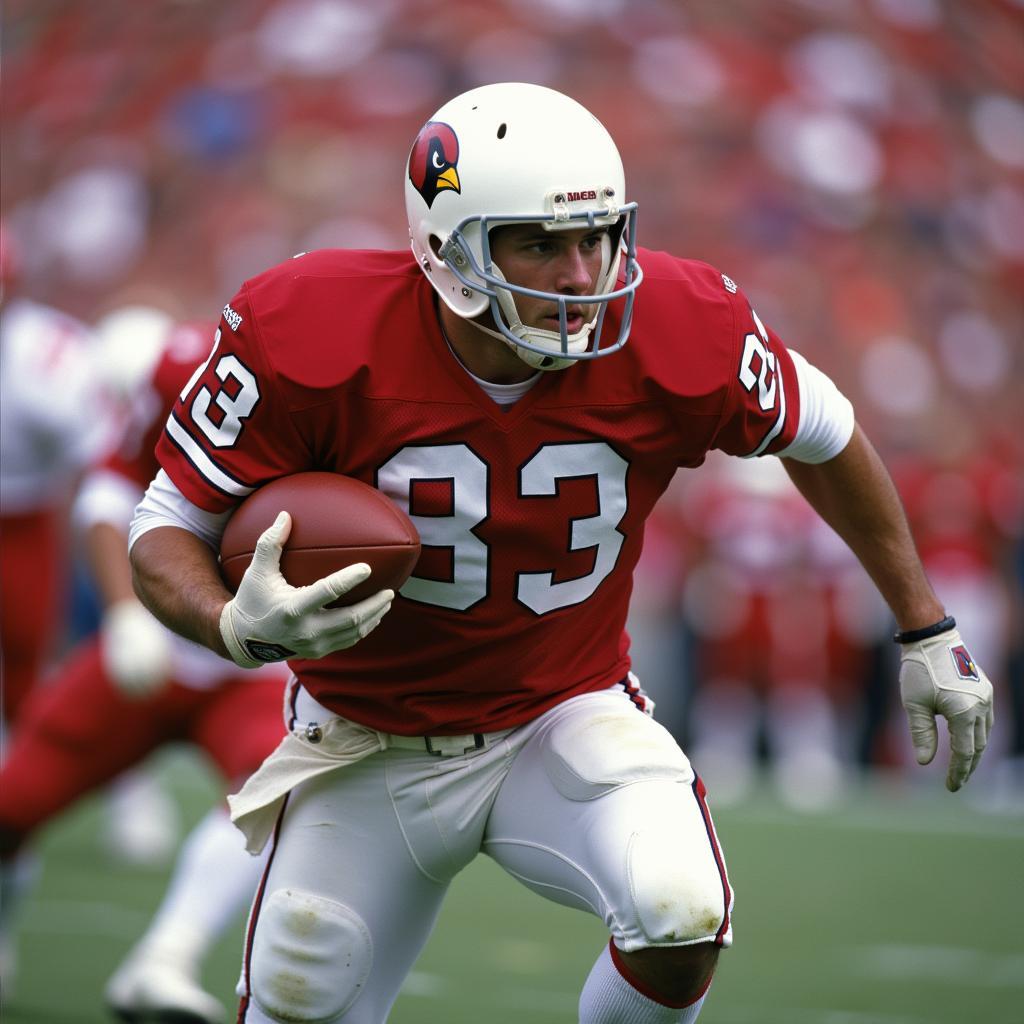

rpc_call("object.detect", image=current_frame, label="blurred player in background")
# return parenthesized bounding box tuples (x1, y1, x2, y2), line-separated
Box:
(0, 313, 288, 1023)
(93, 308, 189, 869)
(0, 224, 118, 996)
(0, 225, 116, 728)
(679, 454, 890, 811)
(1, 275, 182, 865)
(127, 84, 994, 1024)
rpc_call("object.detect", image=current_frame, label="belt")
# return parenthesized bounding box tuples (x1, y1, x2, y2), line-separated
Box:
(296, 721, 506, 757)
(290, 684, 509, 758)
(384, 731, 504, 757)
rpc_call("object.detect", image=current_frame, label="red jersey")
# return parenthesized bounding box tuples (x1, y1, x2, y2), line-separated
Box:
(156, 248, 802, 734)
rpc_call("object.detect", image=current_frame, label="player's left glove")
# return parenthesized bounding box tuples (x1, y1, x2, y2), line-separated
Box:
(897, 618, 994, 792)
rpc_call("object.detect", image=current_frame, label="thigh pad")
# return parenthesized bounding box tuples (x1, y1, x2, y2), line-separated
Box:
(542, 699, 694, 801)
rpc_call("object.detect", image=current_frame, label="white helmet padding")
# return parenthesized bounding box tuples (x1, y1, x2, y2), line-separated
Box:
(406, 82, 643, 371)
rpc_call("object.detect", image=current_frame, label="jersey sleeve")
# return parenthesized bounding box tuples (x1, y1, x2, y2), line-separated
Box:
(155, 291, 311, 513)
(708, 282, 802, 459)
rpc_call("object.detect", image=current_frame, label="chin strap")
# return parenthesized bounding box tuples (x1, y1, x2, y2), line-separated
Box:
(472, 233, 620, 372)
(468, 317, 585, 372)
(486, 262, 596, 369)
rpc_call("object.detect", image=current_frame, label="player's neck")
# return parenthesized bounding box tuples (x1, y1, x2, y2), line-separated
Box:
(437, 303, 536, 385)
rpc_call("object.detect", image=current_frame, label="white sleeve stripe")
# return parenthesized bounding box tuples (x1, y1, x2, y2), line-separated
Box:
(743, 356, 788, 458)
(165, 413, 255, 499)
(777, 350, 855, 464)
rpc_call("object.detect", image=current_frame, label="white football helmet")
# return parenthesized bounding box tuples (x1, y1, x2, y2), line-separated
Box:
(406, 82, 643, 371)
(94, 304, 173, 402)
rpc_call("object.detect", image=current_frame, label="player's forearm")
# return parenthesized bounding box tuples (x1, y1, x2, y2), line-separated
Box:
(130, 525, 232, 659)
(782, 424, 945, 631)
(85, 521, 137, 607)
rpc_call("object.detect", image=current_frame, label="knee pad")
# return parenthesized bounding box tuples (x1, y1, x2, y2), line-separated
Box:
(542, 703, 693, 802)
(627, 824, 728, 946)
(250, 888, 372, 1022)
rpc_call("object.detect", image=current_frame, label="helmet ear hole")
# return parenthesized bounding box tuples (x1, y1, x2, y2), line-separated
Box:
(429, 235, 444, 259)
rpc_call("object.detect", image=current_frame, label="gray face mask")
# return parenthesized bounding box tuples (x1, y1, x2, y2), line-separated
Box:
(439, 204, 644, 371)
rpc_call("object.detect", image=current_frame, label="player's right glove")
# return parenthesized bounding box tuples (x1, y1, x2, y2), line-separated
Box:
(101, 598, 174, 698)
(897, 618, 994, 792)
(219, 511, 393, 669)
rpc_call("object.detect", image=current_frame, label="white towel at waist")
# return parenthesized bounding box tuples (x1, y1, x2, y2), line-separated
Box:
(228, 714, 386, 854)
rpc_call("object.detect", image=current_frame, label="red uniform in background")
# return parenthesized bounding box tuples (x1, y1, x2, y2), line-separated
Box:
(0, 299, 113, 722)
(0, 322, 286, 849)
(681, 456, 884, 704)
(671, 454, 888, 808)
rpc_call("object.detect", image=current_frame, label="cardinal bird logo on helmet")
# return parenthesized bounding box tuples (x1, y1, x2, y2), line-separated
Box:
(408, 121, 461, 209)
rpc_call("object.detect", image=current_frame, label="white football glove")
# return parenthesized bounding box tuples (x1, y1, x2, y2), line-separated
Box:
(899, 624, 994, 792)
(219, 511, 393, 669)
(101, 599, 174, 698)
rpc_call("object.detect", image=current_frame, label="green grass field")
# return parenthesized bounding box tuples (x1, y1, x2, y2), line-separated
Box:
(4, 749, 1022, 1024)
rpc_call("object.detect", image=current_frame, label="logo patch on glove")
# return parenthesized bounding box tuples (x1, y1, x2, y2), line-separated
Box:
(950, 644, 980, 681)
(243, 639, 296, 663)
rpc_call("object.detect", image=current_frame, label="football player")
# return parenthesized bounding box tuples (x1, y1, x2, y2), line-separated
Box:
(0, 291, 114, 726)
(127, 84, 994, 1024)
(0, 317, 288, 1023)
(680, 452, 885, 810)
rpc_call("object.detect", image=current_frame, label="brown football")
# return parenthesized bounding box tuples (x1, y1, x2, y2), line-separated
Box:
(219, 473, 420, 605)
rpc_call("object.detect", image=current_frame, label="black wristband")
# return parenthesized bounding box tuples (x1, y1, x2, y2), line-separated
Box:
(893, 615, 956, 645)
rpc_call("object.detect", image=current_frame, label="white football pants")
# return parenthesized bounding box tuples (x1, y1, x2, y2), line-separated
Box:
(237, 683, 733, 1023)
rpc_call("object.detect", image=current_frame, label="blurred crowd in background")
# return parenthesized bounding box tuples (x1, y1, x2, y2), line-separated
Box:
(2, 0, 1023, 810)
